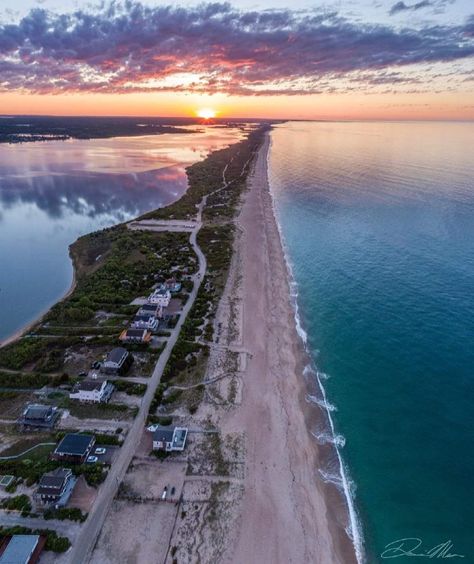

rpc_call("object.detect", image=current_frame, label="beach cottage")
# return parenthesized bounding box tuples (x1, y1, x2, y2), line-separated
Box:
(69, 379, 114, 403)
(148, 288, 171, 307)
(35, 468, 76, 507)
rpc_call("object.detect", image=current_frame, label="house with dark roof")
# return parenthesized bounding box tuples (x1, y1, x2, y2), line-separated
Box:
(131, 314, 159, 331)
(69, 379, 114, 403)
(119, 328, 152, 343)
(137, 303, 161, 318)
(51, 433, 95, 464)
(0, 535, 46, 564)
(17, 404, 60, 430)
(152, 426, 188, 452)
(35, 468, 76, 507)
(102, 347, 133, 375)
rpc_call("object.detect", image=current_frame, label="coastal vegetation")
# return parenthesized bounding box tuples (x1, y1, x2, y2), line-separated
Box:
(0, 526, 70, 552)
(0, 228, 194, 389)
(43, 506, 87, 522)
(148, 126, 268, 416)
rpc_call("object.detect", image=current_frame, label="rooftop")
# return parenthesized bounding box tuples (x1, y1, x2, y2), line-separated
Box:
(37, 468, 71, 493)
(152, 426, 175, 443)
(153, 288, 169, 296)
(134, 314, 155, 322)
(139, 303, 158, 311)
(22, 404, 52, 420)
(54, 433, 94, 457)
(125, 328, 147, 337)
(72, 379, 104, 392)
(106, 347, 128, 364)
(0, 535, 40, 564)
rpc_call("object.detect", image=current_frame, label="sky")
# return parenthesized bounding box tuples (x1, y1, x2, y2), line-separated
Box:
(0, 0, 473, 119)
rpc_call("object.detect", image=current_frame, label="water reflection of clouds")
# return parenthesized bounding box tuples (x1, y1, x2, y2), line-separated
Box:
(0, 165, 188, 220)
(0, 127, 245, 221)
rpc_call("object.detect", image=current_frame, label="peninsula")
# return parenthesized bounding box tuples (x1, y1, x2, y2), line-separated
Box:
(0, 125, 355, 563)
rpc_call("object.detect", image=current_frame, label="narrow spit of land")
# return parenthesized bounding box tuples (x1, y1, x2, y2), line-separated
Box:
(68, 161, 223, 563)
(0, 126, 355, 564)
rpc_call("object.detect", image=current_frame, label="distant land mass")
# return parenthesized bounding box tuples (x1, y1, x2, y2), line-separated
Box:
(0, 115, 272, 144)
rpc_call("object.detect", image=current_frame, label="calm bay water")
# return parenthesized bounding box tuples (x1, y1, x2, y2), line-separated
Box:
(268, 122, 474, 562)
(0, 126, 243, 341)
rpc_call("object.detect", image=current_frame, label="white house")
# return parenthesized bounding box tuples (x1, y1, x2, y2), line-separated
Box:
(148, 288, 171, 307)
(152, 426, 188, 452)
(131, 314, 159, 331)
(69, 379, 114, 403)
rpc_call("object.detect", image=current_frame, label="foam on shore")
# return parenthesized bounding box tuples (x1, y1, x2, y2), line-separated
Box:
(264, 131, 365, 564)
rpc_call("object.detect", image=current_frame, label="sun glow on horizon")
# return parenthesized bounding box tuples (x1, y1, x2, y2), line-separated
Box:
(196, 108, 217, 119)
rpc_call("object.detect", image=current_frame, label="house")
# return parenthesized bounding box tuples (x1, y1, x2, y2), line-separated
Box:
(17, 404, 60, 430)
(152, 426, 188, 452)
(137, 303, 162, 318)
(148, 288, 171, 307)
(69, 379, 114, 403)
(51, 433, 95, 464)
(131, 314, 159, 331)
(102, 347, 133, 375)
(160, 278, 182, 293)
(0, 535, 46, 564)
(35, 468, 76, 507)
(119, 328, 152, 343)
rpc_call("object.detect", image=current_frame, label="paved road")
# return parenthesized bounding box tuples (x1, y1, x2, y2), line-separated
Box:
(68, 147, 247, 563)
(68, 200, 208, 564)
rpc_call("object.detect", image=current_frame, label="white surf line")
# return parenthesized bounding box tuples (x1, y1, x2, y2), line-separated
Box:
(264, 131, 365, 564)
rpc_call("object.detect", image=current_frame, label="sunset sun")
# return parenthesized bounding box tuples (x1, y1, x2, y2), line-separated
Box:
(197, 108, 216, 119)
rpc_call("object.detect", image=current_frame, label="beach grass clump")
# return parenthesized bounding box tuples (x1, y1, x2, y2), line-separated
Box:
(113, 379, 147, 396)
(0, 339, 45, 370)
(43, 506, 87, 522)
(1, 494, 32, 513)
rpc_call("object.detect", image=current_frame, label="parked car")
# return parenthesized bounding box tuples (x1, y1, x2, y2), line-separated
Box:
(86, 456, 98, 463)
(95, 448, 106, 455)
(78, 372, 87, 377)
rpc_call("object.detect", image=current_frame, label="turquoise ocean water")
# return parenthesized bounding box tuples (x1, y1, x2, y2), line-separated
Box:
(268, 122, 474, 563)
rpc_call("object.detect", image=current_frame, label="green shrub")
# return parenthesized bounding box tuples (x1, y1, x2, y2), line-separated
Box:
(2, 494, 31, 512)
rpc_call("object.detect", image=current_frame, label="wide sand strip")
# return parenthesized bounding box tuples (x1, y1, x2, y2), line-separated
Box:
(222, 132, 357, 564)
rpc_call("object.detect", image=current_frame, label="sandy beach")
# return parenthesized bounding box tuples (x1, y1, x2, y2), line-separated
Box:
(215, 132, 358, 564)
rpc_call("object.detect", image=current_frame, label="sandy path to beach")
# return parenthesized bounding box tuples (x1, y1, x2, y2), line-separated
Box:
(221, 133, 355, 564)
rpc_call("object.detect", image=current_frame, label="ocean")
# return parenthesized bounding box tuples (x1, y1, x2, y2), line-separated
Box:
(268, 122, 474, 563)
(0, 125, 243, 342)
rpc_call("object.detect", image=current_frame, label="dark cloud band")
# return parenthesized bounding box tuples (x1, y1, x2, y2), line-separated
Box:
(0, 1, 473, 95)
